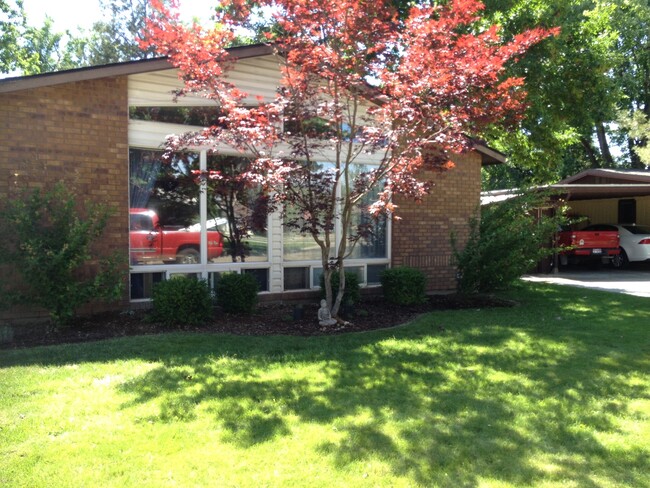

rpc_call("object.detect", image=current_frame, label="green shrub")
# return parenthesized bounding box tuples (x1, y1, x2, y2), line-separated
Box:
(0, 183, 124, 327)
(453, 189, 569, 294)
(151, 276, 213, 326)
(380, 267, 427, 305)
(320, 270, 361, 306)
(215, 272, 259, 314)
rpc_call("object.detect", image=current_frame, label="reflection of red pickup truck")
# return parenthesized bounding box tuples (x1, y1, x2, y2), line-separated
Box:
(557, 226, 620, 266)
(129, 208, 224, 264)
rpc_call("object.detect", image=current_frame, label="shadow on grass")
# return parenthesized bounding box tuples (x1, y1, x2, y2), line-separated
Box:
(2, 282, 649, 486)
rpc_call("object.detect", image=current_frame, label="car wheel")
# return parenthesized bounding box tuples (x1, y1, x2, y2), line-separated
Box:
(611, 248, 629, 269)
(176, 248, 200, 264)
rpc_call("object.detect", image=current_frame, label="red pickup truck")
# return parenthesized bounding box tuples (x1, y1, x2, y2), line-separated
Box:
(130, 208, 224, 264)
(557, 225, 620, 266)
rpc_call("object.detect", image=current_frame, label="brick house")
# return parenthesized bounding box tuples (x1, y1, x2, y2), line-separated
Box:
(0, 45, 503, 321)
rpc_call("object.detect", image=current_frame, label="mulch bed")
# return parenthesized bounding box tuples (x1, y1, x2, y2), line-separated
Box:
(1, 294, 516, 349)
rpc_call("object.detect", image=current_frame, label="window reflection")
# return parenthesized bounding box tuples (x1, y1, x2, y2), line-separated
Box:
(205, 154, 269, 263)
(129, 149, 209, 265)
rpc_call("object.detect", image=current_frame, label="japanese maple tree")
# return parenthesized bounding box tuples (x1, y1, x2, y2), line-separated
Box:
(141, 0, 557, 318)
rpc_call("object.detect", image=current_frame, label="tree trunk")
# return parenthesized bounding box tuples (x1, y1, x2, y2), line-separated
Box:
(581, 137, 601, 168)
(595, 121, 615, 167)
(331, 267, 346, 318)
(628, 136, 645, 169)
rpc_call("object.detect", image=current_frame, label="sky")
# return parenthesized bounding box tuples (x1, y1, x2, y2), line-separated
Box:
(21, 0, 216, 32)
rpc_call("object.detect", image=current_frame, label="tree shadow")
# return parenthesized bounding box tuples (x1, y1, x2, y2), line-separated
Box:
(2, 283, 649, 486)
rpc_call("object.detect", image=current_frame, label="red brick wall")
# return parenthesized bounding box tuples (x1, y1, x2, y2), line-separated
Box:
(0, 77, 130, 320)
(391, 153, 482, 292)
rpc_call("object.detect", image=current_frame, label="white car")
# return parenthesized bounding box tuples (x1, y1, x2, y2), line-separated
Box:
(587, 224, 650, 268)
(184, 218, 228, 233)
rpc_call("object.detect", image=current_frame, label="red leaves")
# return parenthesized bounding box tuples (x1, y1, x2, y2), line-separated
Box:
(140, 0, 557, 222)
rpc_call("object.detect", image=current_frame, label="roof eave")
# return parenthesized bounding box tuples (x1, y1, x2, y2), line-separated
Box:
(0, 44, 276, 94)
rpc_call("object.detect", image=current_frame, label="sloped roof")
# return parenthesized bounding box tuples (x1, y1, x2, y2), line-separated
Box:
(557, 168, 650, 185)
(482, 168, 650, 204)
(0, 44, 504, 165)
(0, 44, 275, 94)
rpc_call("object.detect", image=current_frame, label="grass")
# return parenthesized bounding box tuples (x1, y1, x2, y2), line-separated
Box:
(1, 282, 649, 487)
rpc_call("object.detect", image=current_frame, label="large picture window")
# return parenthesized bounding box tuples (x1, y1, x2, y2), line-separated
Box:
(129, 149, 207, 266)
(129, 148, 389, 297)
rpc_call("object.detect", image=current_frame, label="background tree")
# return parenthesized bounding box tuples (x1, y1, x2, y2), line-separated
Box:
(1, 0, 157, 76)
(479, 0, 650, 189)
(0, 0, 26, 73)
(0, 1, 73, 74)
(611, 0, 650, 169)
(69, 0, 156, 66)
(142, 0, 555, 318)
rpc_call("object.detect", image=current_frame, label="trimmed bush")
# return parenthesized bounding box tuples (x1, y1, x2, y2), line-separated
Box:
(453, 189, 569, 294)
(380, 267, 427, 306)
(151, 276, 213, 326)
(320, 270, 361, 306)
(215, 272, 259, 314)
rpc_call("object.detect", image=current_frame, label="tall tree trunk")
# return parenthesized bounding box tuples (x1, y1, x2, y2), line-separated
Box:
(628, 136, 645, 169)
(581, 137, 601, 168)
(595, 121, 615, 167)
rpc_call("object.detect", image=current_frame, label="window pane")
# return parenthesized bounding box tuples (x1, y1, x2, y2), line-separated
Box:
(344, 266, 364, 283)
(130, 272, 165, 300)
(206, 155, 269, 263)
(312, 267, 323, 288)
(345, 164, 387, 259)
(283, 229, 323, 261)
(367, 264, 387, 284)
(129, 149, 204, 266)
(168, 272, 200, 280)
(244, 268, 269, 292)
(283, 162, 334, 262)
(284, 267, 310, 290)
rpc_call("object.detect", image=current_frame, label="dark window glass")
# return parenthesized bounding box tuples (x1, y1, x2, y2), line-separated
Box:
(618, 199, 636, 224)
(130, 272, 165, 300)
(284, 267, 310, 290)
(244, 268, 269, 292)
(367, 264, 387, 284)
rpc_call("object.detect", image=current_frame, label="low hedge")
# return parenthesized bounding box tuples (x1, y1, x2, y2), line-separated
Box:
(152, 276, 213, 326)
(380, 266, 427, 306)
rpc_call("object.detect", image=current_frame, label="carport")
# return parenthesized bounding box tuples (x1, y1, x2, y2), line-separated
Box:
(552, 169, 650, 225)
(482, 168, 650, 281)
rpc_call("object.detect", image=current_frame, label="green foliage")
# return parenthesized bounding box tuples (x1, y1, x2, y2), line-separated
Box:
(0, 0, 25, 73)
(618, 109, 650, 166)
(479, 0, 650, 185)
(215, 272, 259, 314)
(320, 270, 361, 306)
(380, 267, 427, 306)
(151, 276, 213, 326)
(0, 182, 124, 326)
(453, 190, 569, 294)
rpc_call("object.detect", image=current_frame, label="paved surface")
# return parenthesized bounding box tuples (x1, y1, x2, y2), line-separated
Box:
(523, 265, 650, 297)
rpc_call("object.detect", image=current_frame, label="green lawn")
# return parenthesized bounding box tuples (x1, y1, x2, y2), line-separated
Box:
(1, 282, 649, 487)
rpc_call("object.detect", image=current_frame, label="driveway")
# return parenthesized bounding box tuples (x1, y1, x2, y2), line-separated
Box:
(523, 264, 650, 297)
